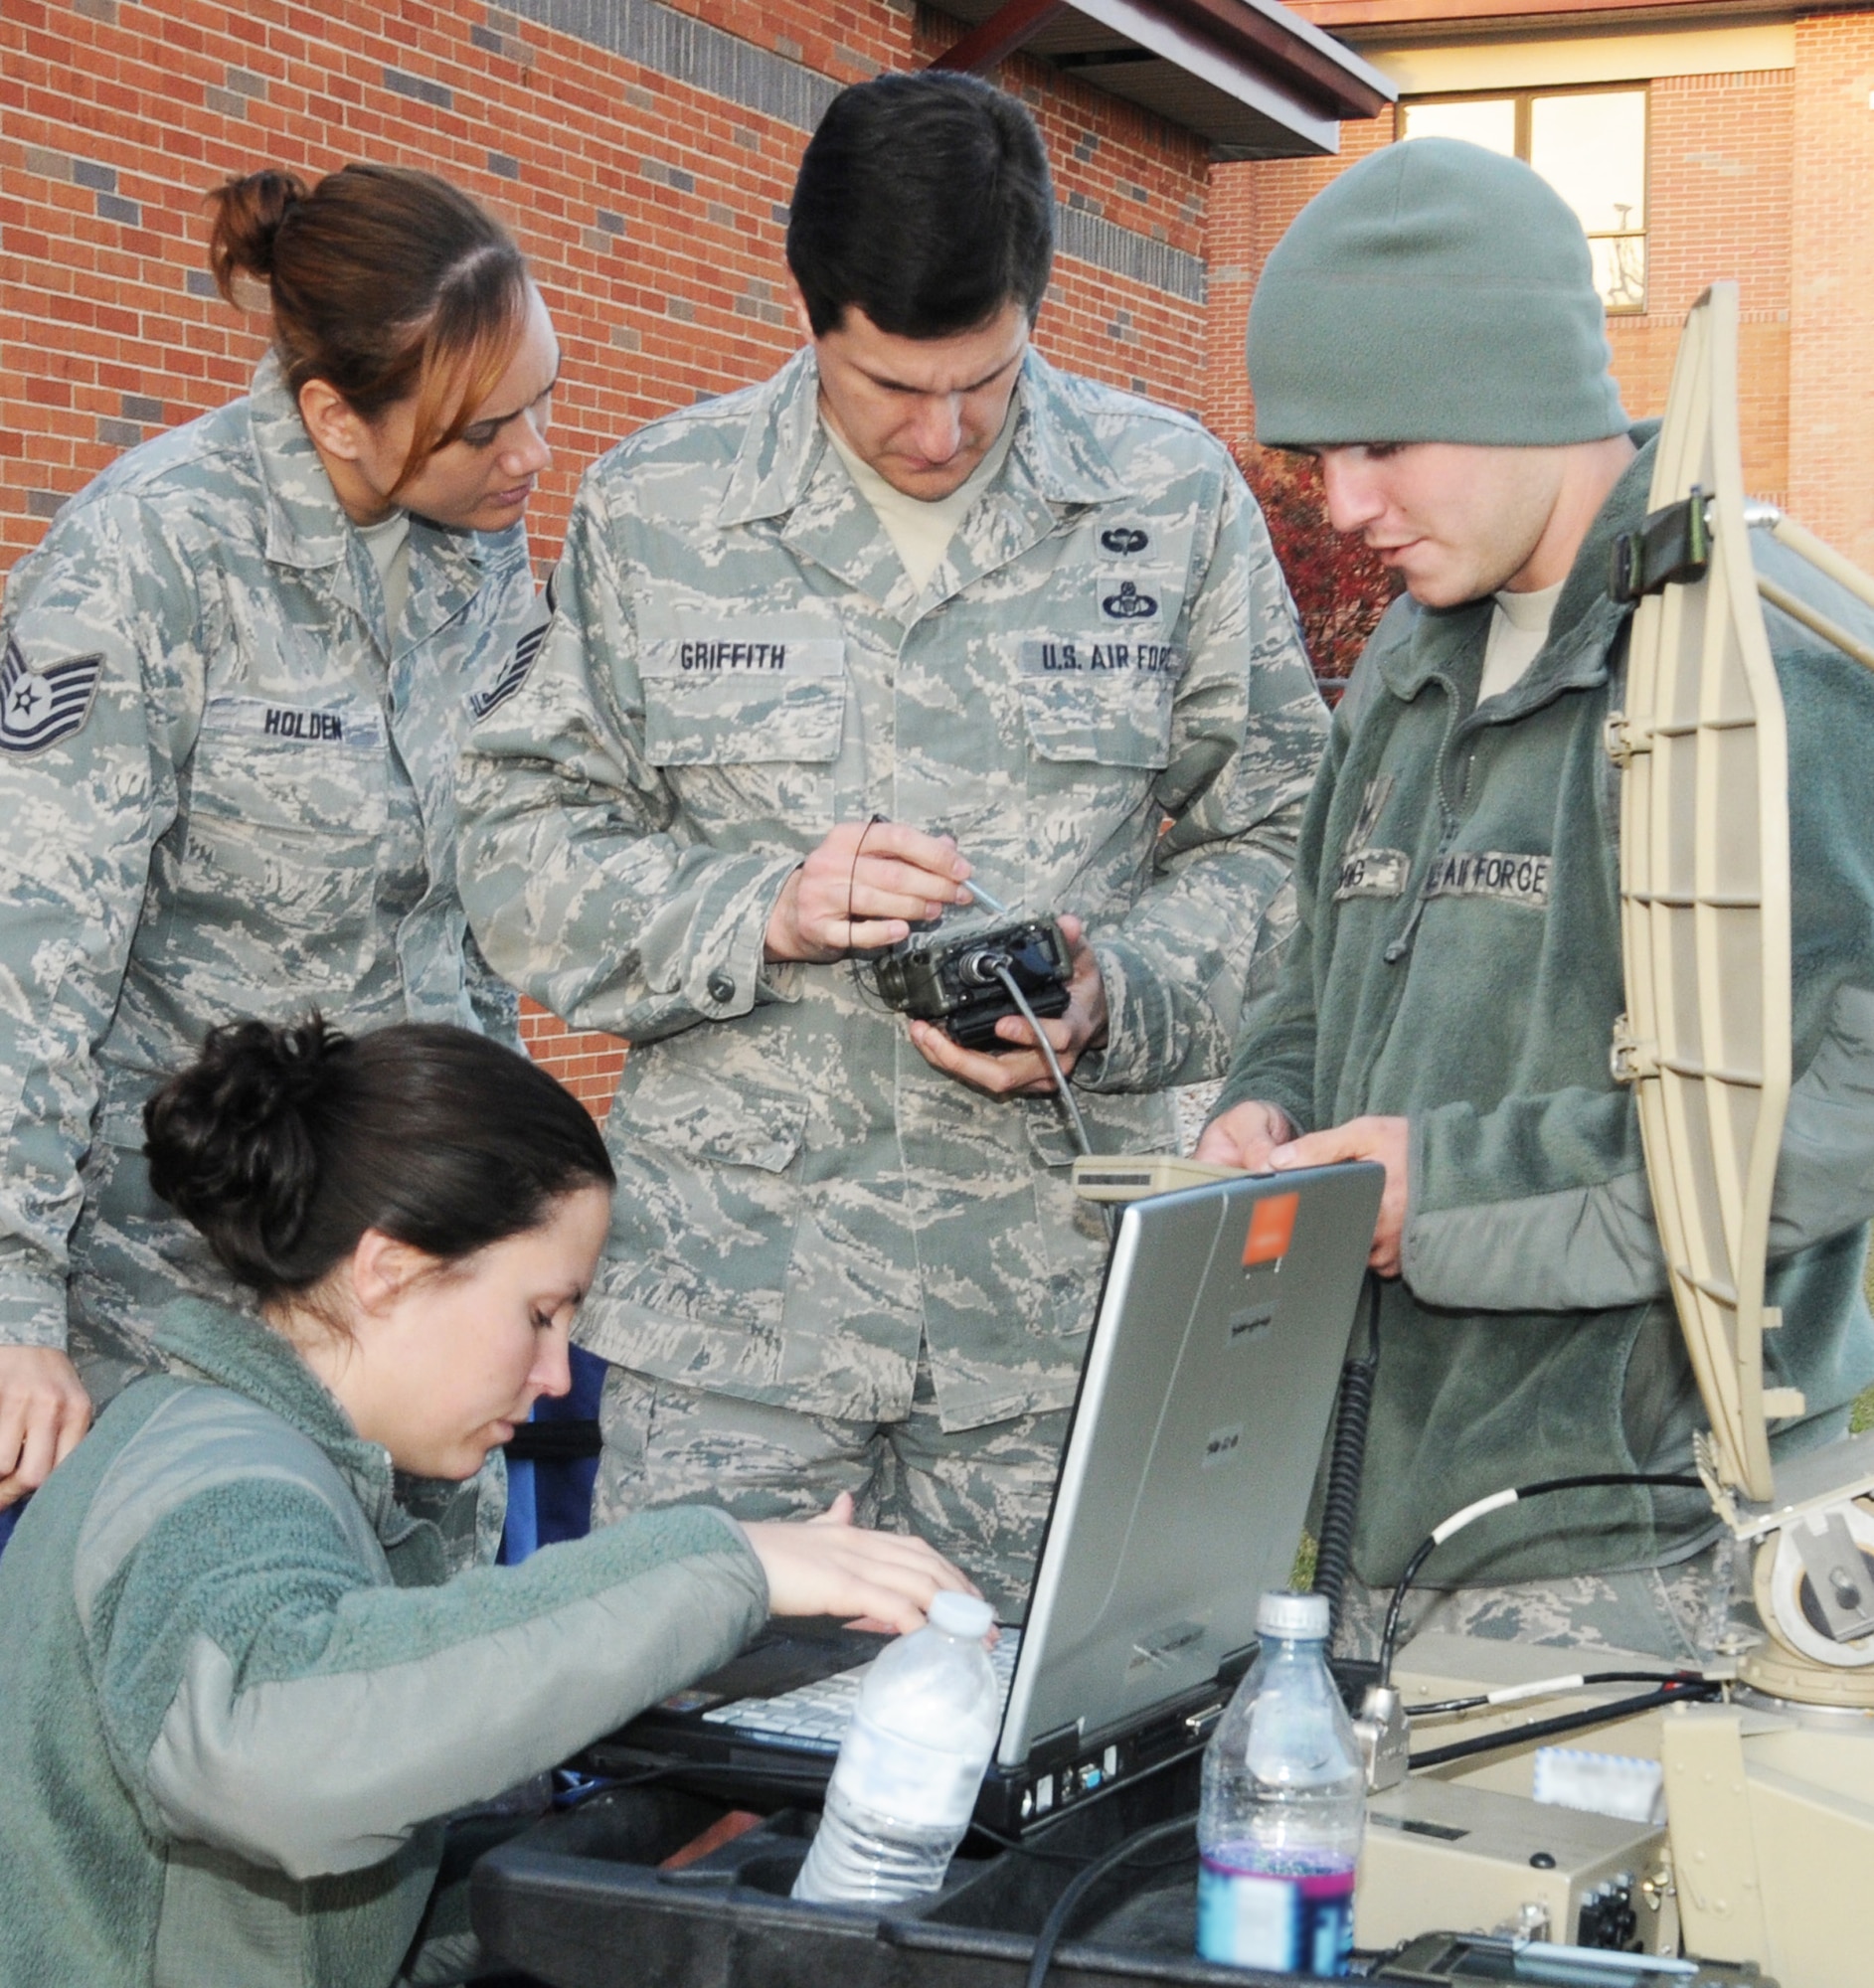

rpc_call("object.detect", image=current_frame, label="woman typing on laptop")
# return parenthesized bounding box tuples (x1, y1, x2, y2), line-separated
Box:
(0, 1017, 969, 1988)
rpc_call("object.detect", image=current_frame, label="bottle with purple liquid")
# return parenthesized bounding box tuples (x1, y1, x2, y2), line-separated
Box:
(1197, 1590, 1364, 1977)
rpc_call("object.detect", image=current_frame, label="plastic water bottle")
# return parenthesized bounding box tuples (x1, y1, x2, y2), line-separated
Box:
(792, 1590, 999, 1906)
(1197, 1589, 1365, 1977)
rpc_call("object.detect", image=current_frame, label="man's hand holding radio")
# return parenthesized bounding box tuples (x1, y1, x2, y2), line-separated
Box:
(909, 913, 1108, 1097)
(765, 820, 975, 963)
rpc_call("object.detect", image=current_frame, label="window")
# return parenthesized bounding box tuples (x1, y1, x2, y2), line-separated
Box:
(1399, 87, 1648, 314)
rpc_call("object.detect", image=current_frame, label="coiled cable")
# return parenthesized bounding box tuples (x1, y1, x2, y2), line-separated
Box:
(1311, 1274, 1381, 1647)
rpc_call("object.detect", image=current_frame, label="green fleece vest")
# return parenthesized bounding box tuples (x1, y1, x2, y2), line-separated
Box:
(1218, 431, 1874, 1585)
(0, 1299, 765, 1988)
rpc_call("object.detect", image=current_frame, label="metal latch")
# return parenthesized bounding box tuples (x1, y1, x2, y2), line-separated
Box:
(1603, 710, 1651, 766)
(1611, 486, 1711, 603)
(1354, 1683, 1409, 1792)
(1790, 1506, 1874, 1643)
(1184, 1700, 1225, 1741)
(1610, 1016, 1660, 1085)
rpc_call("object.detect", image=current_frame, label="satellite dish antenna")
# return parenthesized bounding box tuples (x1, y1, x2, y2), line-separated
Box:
(1614, 279, 1874, 1699)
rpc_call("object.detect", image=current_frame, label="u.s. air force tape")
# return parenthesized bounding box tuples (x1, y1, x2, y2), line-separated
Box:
(0, 636, 104, 755)
(1422, 849, 1551, 909)
(641, 638, 844, 678)
(1018, 638, 1181, 677)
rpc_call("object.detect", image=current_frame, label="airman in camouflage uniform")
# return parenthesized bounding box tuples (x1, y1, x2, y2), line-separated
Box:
(457, 79, 1325, 1612)
(0, 350, 535, 1414)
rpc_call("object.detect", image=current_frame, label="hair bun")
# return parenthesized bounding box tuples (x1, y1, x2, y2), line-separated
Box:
(205, 168, 308, 301)
(144, 1015, 350, 1288)
(217, 1012, 342, 1121)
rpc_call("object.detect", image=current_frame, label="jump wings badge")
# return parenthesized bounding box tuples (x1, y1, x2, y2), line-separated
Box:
(0, 636, 104, 755)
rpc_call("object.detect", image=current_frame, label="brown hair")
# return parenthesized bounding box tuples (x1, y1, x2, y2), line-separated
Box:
(207, 164, 530, 498)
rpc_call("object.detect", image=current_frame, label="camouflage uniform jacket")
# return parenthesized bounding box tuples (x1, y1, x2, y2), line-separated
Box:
(0, 355, 534, 1365)
(458, 347, 1326, 1433)
(1214, 430, 1874, 1585)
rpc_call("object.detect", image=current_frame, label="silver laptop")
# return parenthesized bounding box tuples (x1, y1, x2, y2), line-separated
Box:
(599, 1161, 1384, 1834)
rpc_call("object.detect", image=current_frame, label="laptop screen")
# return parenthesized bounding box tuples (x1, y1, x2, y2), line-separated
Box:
(998, 1161, 1382, 1769)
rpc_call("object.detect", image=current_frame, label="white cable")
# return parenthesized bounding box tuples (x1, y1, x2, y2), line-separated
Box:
(1430, 1486, 1519, 1545)
(1480, 1674, 1590, 1707)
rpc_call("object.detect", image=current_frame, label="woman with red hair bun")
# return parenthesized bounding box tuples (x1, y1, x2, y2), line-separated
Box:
(0, 163, 559, 1520)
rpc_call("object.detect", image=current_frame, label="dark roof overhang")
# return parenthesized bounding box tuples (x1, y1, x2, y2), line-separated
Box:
(930, 0, 1396, 157)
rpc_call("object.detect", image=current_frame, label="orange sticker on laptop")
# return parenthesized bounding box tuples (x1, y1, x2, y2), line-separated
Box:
(1241, 1191, 1298, 1267)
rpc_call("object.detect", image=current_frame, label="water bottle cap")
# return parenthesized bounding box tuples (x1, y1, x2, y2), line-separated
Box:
(1256, 1589, 1329, 1640)
(929, 1590, 996, 1639)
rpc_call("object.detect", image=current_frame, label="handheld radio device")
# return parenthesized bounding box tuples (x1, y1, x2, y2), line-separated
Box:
(873, 915, 1072, 1053)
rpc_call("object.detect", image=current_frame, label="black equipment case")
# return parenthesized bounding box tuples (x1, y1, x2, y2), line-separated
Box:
(469, 1751, 1316, 1988)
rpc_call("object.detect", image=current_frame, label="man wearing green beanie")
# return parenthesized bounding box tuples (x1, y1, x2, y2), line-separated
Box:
(1199, 137, 1874, 1659)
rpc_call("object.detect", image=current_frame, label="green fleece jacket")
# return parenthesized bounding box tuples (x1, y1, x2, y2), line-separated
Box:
(1215, 430, 1874, 1585)
(0, 1299, 767, 1988)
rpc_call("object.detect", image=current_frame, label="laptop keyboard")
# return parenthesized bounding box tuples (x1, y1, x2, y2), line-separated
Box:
(698, 1628, 1022, 1754)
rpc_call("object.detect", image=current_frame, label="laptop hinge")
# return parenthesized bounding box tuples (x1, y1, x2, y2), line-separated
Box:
(1028, 1723, 1082, 1775)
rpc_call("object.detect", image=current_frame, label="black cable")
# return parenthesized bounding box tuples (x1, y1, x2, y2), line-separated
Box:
(1407, 1679, 1720, 1771)
(1409, 1669, 1703, 1719)
(1023, 1812, 1196, 1988)
(1378, 1472, 1707, 1687)
(1312, 1274, 1381, 1647)
(846, 812, 887, 940)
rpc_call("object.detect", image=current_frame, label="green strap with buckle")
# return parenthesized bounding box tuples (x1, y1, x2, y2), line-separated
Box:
(1610, 485, 1711, 603)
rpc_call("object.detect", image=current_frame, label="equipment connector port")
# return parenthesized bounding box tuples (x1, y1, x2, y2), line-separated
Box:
(1576, 1873, 1641, 1951)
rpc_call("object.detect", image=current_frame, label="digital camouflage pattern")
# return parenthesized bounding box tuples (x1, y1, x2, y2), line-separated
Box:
(1334, 1536, 1759, 1667)
(0, 354, 535, 1400)
(458, 346, 1326, 1445)
(595, 1355, 1068, 1615)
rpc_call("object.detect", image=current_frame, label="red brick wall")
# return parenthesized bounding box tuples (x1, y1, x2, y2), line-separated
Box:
(1, 0, 1212, 1114)
(1612, 69, 1792, 505)
(0, 0, 1210, 572)
(1789, 9, 1874, 566)
(516, 1001, 629, 1122)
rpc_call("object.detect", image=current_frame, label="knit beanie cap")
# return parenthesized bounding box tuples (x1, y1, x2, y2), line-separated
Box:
(1248, 137, 1628, 447)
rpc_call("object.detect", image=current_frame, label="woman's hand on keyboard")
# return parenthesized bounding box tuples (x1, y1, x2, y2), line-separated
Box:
(742, 1492, 981, 1635)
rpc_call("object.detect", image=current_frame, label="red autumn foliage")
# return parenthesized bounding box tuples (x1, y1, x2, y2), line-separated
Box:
(1236, 443, 1403, 694)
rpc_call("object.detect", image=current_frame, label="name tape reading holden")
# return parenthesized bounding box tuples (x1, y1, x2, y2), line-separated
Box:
(202, 697, 384, 750)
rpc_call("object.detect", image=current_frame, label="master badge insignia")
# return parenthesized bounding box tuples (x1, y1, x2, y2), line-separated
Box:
(0, 636, 104, 755)
(1101, 580, 1158, 620)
